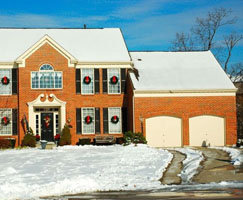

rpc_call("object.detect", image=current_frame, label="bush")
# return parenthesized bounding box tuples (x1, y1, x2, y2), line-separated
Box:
(79, 138, 91, 145)
(0, 139, 12, 149)
(123, 131, 147, 145)
(59, 124, 71, 146)
(116, 137, 125, 144)
(21, 128, 36, 147)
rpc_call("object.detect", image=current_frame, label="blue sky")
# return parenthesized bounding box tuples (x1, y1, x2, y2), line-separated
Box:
(0, 0, 242, 66)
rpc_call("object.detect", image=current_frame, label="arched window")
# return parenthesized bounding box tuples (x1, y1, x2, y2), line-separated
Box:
(31, 64, 62, 89)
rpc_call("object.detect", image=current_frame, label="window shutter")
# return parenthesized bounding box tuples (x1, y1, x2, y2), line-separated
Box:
(12, 109, 18, 135)
(12, 69, 18, 95)
(95, 108, 100, 134)
(102, 69, 107, 94)
(122, 107, 127, 133)
(76, 108, 82, 134)
(76, 69, 81, 94)
(103, 108, 109, 133)
(94, 69, 100, 94)
(121, 68, 126, 93)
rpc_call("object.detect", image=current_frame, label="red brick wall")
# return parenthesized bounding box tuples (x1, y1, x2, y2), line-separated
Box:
(134, 96, 237, 145)
(17, 42, 128, 145)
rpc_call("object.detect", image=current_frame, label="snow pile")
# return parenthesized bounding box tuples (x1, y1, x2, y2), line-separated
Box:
(175, 148, 204, 183)
(0, 145, 172, 200)
(212, 147, 243, 165)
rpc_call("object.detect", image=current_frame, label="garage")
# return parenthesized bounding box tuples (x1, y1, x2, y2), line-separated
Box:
(189, 115, 225, 146)
(145, 116, 182, 147)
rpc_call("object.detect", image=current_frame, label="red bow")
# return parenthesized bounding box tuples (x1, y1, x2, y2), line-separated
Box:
(3, 116, 8, 124)
(3, 77, 8, 84)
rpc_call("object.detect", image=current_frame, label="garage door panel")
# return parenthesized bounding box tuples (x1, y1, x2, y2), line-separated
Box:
(189, 115, 224, 146)
(146, 116, 182, 147)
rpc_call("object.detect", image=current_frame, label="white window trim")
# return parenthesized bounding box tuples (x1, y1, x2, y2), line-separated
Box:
(0, 108, 13, 136)
(82, 107, 95, 135)
(31, 71, 63, 90)
(81, 68, 94, 95)
(107, 68, 121, 95)
(108, 107, 122, 134)
(0, 69, 12, 95)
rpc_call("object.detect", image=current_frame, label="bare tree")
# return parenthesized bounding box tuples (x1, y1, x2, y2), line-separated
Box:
(223, 32, 243, 73)
(171, 33, 194, 51)
(192, 7, 236, 50)
(228, 62, 243, 83)
(171, 7, 242, 75)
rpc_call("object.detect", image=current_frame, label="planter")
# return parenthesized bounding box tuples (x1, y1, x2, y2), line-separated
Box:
(8, 138, 16, 148)
(40, 140, 47, 149)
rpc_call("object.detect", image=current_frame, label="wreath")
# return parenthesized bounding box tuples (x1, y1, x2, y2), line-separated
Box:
(110, 76, 118, 84)
(83, 76, 91, 84)
(44, 116, 51, 128)
(85, 116, 92, 124)
(111, 115, 119, 124)
(1, 116, 10, 126)
(1, 76, 10, 85)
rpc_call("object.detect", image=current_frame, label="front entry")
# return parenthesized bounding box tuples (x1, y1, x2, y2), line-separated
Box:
(41, 113, 54, 141)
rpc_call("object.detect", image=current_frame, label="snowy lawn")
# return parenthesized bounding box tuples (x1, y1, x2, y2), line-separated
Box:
(0, 144, 172, 200)
(211, 147, 243, 165)
(175, 148, 204, 183)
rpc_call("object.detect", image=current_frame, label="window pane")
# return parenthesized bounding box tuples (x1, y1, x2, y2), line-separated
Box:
(82, 108, 95, 134)
(40, 64, 53, 71)
(109, 108, 121, 133)
(31, 72, 39, 88)
(0, 69, 11, 95)
(40, 72, 54, 88)
(108, 69, 120, 94)
(81, 69, 94, 94)
(0, 109, 12, 135)
(55, 72, 62, 88)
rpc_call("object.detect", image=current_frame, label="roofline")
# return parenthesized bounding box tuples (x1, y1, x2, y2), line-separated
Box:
(119, 28, 132, 62)
(129, 50, 210, 53)
(134, 88, 238, 94)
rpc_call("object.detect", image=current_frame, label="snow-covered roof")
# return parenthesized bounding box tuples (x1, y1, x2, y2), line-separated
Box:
(130, 51, 236, 91)
(0, 28, 131, 62)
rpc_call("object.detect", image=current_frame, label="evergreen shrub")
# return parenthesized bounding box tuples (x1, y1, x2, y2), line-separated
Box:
(59, 125, 71, 146)
(123, 131, 147, 145)
(21, 128, 36, 147)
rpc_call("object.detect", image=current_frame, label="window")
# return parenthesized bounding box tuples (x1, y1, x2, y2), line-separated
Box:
(82, 108, 95, 134)
(31, 64, 62, 89)
(0, 69, 11, 95)
(81, 69, 94, 94)
(108, 108, 121, 133)
(108, 69, 120, 94)
(0, 109, 12, 135)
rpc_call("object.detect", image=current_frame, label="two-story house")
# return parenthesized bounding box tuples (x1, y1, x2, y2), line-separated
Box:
(0, 28, 237, 147)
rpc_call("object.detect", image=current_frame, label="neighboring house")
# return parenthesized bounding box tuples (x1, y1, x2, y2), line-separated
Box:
(0, 28, 237, 147)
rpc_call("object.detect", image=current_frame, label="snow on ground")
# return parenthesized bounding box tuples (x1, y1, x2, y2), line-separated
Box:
(0, 144, 173, 200)
(212, 147, 243, 165)
(175, 148, 204, 183)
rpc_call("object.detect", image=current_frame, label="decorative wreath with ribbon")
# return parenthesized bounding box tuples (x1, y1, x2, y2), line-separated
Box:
(1, 116, 10, 126)
(110, 76, 118, 84)
(111, 115, 119, 124)
(85, 116, 92, 124)
(1, 76, 10, 85)
(44, 116, 51, 128)
(83, 76, 91, 84)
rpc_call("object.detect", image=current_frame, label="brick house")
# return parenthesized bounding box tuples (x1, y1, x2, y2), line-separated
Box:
(0, 28, 237, 147)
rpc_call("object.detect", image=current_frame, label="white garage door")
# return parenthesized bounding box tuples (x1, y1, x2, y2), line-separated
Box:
(146, 116, 182, 147)
(189, 115, 225, 146)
